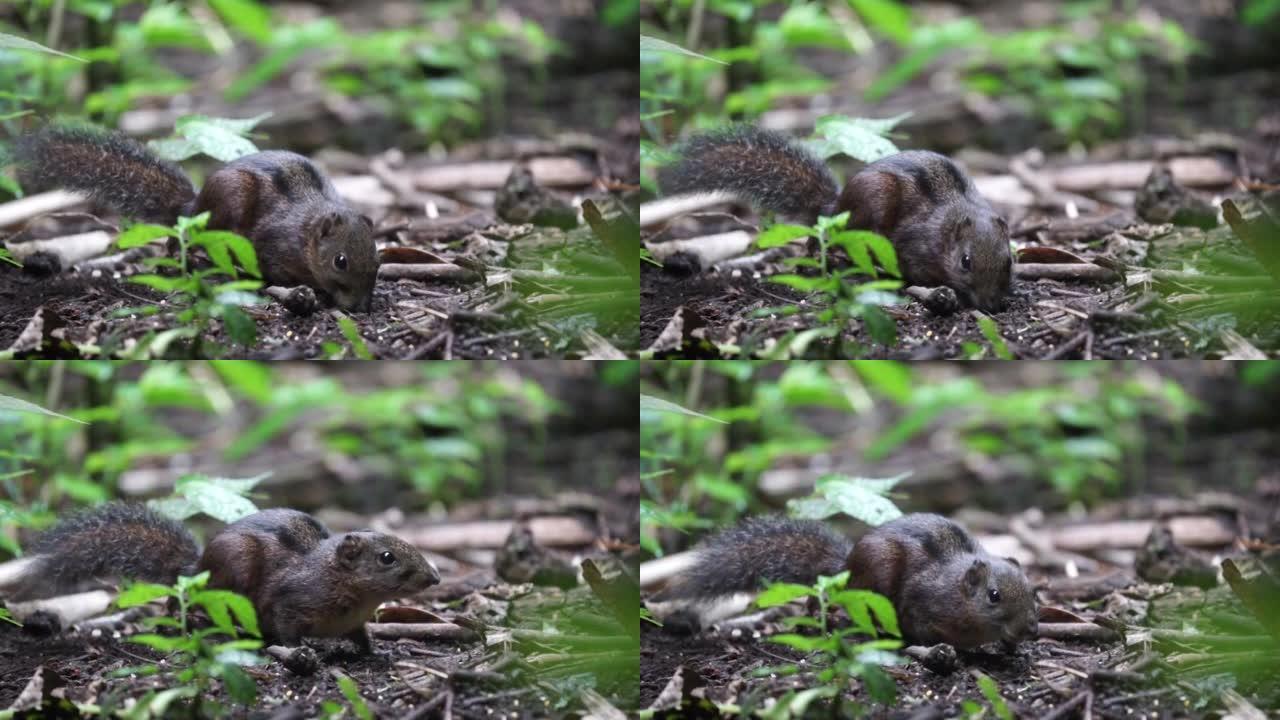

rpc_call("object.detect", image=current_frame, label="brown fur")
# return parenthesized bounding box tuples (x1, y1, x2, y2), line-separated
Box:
(844, 514, 1037, 649)
(13, 126, 377, 312)
(659, 514, 1038, 650)
(662, 126, 1015, 311)
(195, 510, 439, 646)
(6, 504, 440, 652)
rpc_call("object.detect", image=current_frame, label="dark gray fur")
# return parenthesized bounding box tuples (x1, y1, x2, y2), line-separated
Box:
(655, 516, 852, 600)
(8, 503, 198, 600)
(13, 125, 195, 223)
(660, 125, 840, 222)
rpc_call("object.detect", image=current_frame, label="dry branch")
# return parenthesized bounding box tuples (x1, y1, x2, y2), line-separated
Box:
(368, 622, 480, 643)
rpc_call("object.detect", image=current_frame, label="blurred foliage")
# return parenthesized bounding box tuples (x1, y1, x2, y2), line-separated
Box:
(0, 0, 559, 178)
(642, 0, 1198, 149)
(640, 361, 1214, 557)
(0, 361, 634, 546)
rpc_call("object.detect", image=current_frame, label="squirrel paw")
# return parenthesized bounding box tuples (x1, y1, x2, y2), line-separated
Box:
(904, 642, 959, 675)
(269, 645, 320, 676)
(282, 286, 319, 316)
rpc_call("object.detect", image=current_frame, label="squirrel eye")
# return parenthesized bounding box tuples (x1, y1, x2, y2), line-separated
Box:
(379, 551, 396, 566)
(961, 252, 972, 271)
(334, 253, 348, 271)
(988, 588, 1001, 604)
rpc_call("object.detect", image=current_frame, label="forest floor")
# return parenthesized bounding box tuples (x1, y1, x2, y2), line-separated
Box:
(641, 143, 1280, 360)
(640, 497, 1280, 718)
(0, 483, 639, 717)
(638, 366, 1280, 716)
(639, 0, 1280, 360)
(0, 116, 639, 360)
(0, 363, 641, 716)
(0, 0, 638, 360)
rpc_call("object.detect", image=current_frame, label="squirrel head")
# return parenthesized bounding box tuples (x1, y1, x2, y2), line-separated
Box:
(957, 555, 1038, 650)
(310, 210, 378, 312)
(944, 211, 1013, 313)
(336, 532, 441, 599)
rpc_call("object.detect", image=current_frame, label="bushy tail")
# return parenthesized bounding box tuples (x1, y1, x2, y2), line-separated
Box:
(655, 516, 853, 600)
(7, 503, 199, 600)
(658, 125, 840, 223)
(13, 124, 195, 223)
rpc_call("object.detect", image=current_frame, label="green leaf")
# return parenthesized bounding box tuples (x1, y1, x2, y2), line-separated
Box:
(199, 233, 237, 277)
(336, 315, 373, 359)
(830, 230, 876, 277)
(849, 0, 913, 44)
(209, 361, 273, 403)
(786, 474, 906, 526)
(207, 0, 272, 44)
(832, 589, 901, 638)
(976, 672, 1014, 720)
(808, 114, 910, 163)
(0, 31, 86, 61)
(193, 590, 261, 638)
(151, 477, 260, 522)
(757, 224, 813, 249)
(1242, 0, 1280, 25)
(0, 394, 86, 424)
(977, 315, 1013, 359)
(117, 224, 175, 248)
(220, 306, 258, 348)
(217, 662, 259, 704)
(778, 4, 850, 50)
(154, 114, 270, 162)
(116, 583, 175, 608)
(193, 590, 236, 635)
(128, 274, 189, 293)
(128, 633, 189, 652)
(336, 675, 374, 720)
(766, 633, 834, 653)
(850, 361, 912, 402)
(777, 364, 851, 409)
(755, 582, 815, 608)
(639, 394, 727, 423)
(861, 232, 900, 278)
(768, 274, 836, 293)
(640, 35, 726, 64)
(200, 231, 261, 278)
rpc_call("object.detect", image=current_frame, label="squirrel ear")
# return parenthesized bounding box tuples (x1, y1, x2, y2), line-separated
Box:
(319, 212, 340, 237)
(965, 558, 989, 588)
(360, 215, 374, 229)
(995, 216, 1009, 232)
(1004, 556, 1021, 567)
(337, 535, 364, 567)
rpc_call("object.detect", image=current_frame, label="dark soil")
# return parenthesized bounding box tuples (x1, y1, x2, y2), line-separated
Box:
(640, 259, 1184, 359)
(640, 530, 1278, 718)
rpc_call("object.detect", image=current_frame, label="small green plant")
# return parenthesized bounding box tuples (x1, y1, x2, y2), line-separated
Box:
(336, 315, 374, 360)
(0, 247, 20, 267)
(756, 212, 903, 355)
(0, 606, 21, 626)
(115, 211, 263, 357)
(754, 571, 904, 714)
(963, 672, 1014, 720)
(334, 674, 375, 720)
(975, 316, 1013, 360)
(115, 571, 265, 715)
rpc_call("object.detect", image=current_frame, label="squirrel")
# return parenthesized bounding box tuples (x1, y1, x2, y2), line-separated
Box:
(12, 124, 379, 312)
(659, 125, 1014, 312)
(650, 514, 1038, 651)
(2, 503, 440, 653)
